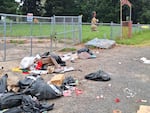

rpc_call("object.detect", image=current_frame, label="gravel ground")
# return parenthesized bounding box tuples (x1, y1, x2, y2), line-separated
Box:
(0, 45, 150, 113)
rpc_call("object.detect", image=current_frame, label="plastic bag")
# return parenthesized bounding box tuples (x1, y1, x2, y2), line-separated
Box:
(19, 57, 35, 69)
(85, 70, 111, 81)
(19, 76, 63, 100)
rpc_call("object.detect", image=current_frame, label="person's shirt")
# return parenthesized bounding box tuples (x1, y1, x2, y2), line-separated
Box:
(91, 17, 97, 25)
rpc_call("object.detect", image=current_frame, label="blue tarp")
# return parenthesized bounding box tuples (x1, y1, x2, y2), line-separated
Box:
(85, 38, 116, 49)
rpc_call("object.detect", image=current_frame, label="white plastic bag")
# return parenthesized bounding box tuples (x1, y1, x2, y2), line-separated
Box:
(19, 57, 35, 69)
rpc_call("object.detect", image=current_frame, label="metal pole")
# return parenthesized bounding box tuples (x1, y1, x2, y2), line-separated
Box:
(3, 16, 6, 61)
(71, 17, 75, 44)
(110, 21, 113, 39)
(120, 2, 123, 38)
(63, 16, 66, 48)
(30, 22, 33, 56)
(130, 6, 132, 21)
(78, 15, 82, 43)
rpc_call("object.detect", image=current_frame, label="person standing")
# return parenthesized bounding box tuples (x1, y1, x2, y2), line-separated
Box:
(91, 11, 99, 31)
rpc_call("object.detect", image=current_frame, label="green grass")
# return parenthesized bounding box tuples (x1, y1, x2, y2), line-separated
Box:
(82, 25, 111, 42)
(116, 30, 150, 45)
(10, 39, 25, 44)
(0, 23, 149, 46)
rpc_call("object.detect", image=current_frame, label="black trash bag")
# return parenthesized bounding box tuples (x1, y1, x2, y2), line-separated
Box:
(21, 95, 40, 113)
(3, 95, 54, 113)
(3, 107, 23, 113)
(39, 103, 54, 112)
(22, 95, 54, 113)
(85, 70, 111, 81)
(41, 52, 66, 66)
(18, 75, 41, 91)
(0, 93, 23, 110)
(19, 76, 62, 100)
(0, 74, 8, 93)
(77, 48, 93, 55)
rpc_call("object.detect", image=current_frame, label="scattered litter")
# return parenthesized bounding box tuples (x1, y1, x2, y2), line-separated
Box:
(137, 105, 150, 113)
(12, 67, 22, 73)
(75, 88, 83, 96)
(108, 83, 112, 87)
(85, 38, 116, 49)
(136, 99, 148, 103)
(140, 57, 150, 64)
(96, 95, 104, 99)
(115, 98, 120, 103)
(118, 62, 122, 65)
(113, 109, 122, 113)
(60, 67, 75, 73)
(123, 88, 136, 98)
(100, 94, 104, 99)
(63, 90, 72, 97)
(30, 70, 48, 75)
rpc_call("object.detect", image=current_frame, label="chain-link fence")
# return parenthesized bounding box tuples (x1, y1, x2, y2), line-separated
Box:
(0, 13, 82, 61)
(82, 22, 149, 40)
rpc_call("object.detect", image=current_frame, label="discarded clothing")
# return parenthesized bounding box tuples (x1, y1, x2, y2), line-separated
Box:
(85, 70, 111, 81)
(85, 38, 116, 49)
(19, 76, 63, 100)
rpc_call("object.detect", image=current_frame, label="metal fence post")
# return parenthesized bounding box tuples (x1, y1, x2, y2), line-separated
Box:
(63, 16, 66, 47)
(3, 16, 6, 61)
(78, 15, 82, 43)
(50, 16, 54, 52)
(71, 17, 75, 44)
(110, 21, 113, 39)
(30, 22, 33, 56)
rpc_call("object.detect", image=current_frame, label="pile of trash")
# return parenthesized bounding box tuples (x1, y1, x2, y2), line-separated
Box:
(11, 48, 97, 75)
(0, 47, 112, 112)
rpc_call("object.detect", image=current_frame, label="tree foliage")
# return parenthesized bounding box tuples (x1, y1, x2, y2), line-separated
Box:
(0, 0, 149, 23)
(21, 0, 42, 16)
(0, 0, 17, 14)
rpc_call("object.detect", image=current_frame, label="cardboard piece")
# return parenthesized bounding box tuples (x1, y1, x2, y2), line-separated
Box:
(137, 105, 150, 113)
(50, 74, 64, 86)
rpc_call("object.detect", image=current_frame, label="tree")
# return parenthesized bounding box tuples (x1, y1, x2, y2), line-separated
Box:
(0, 0, 17, 14)
(44, 0, 77, 16)
(43, 0, 150, 23)
(21, 0, 42, 16)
